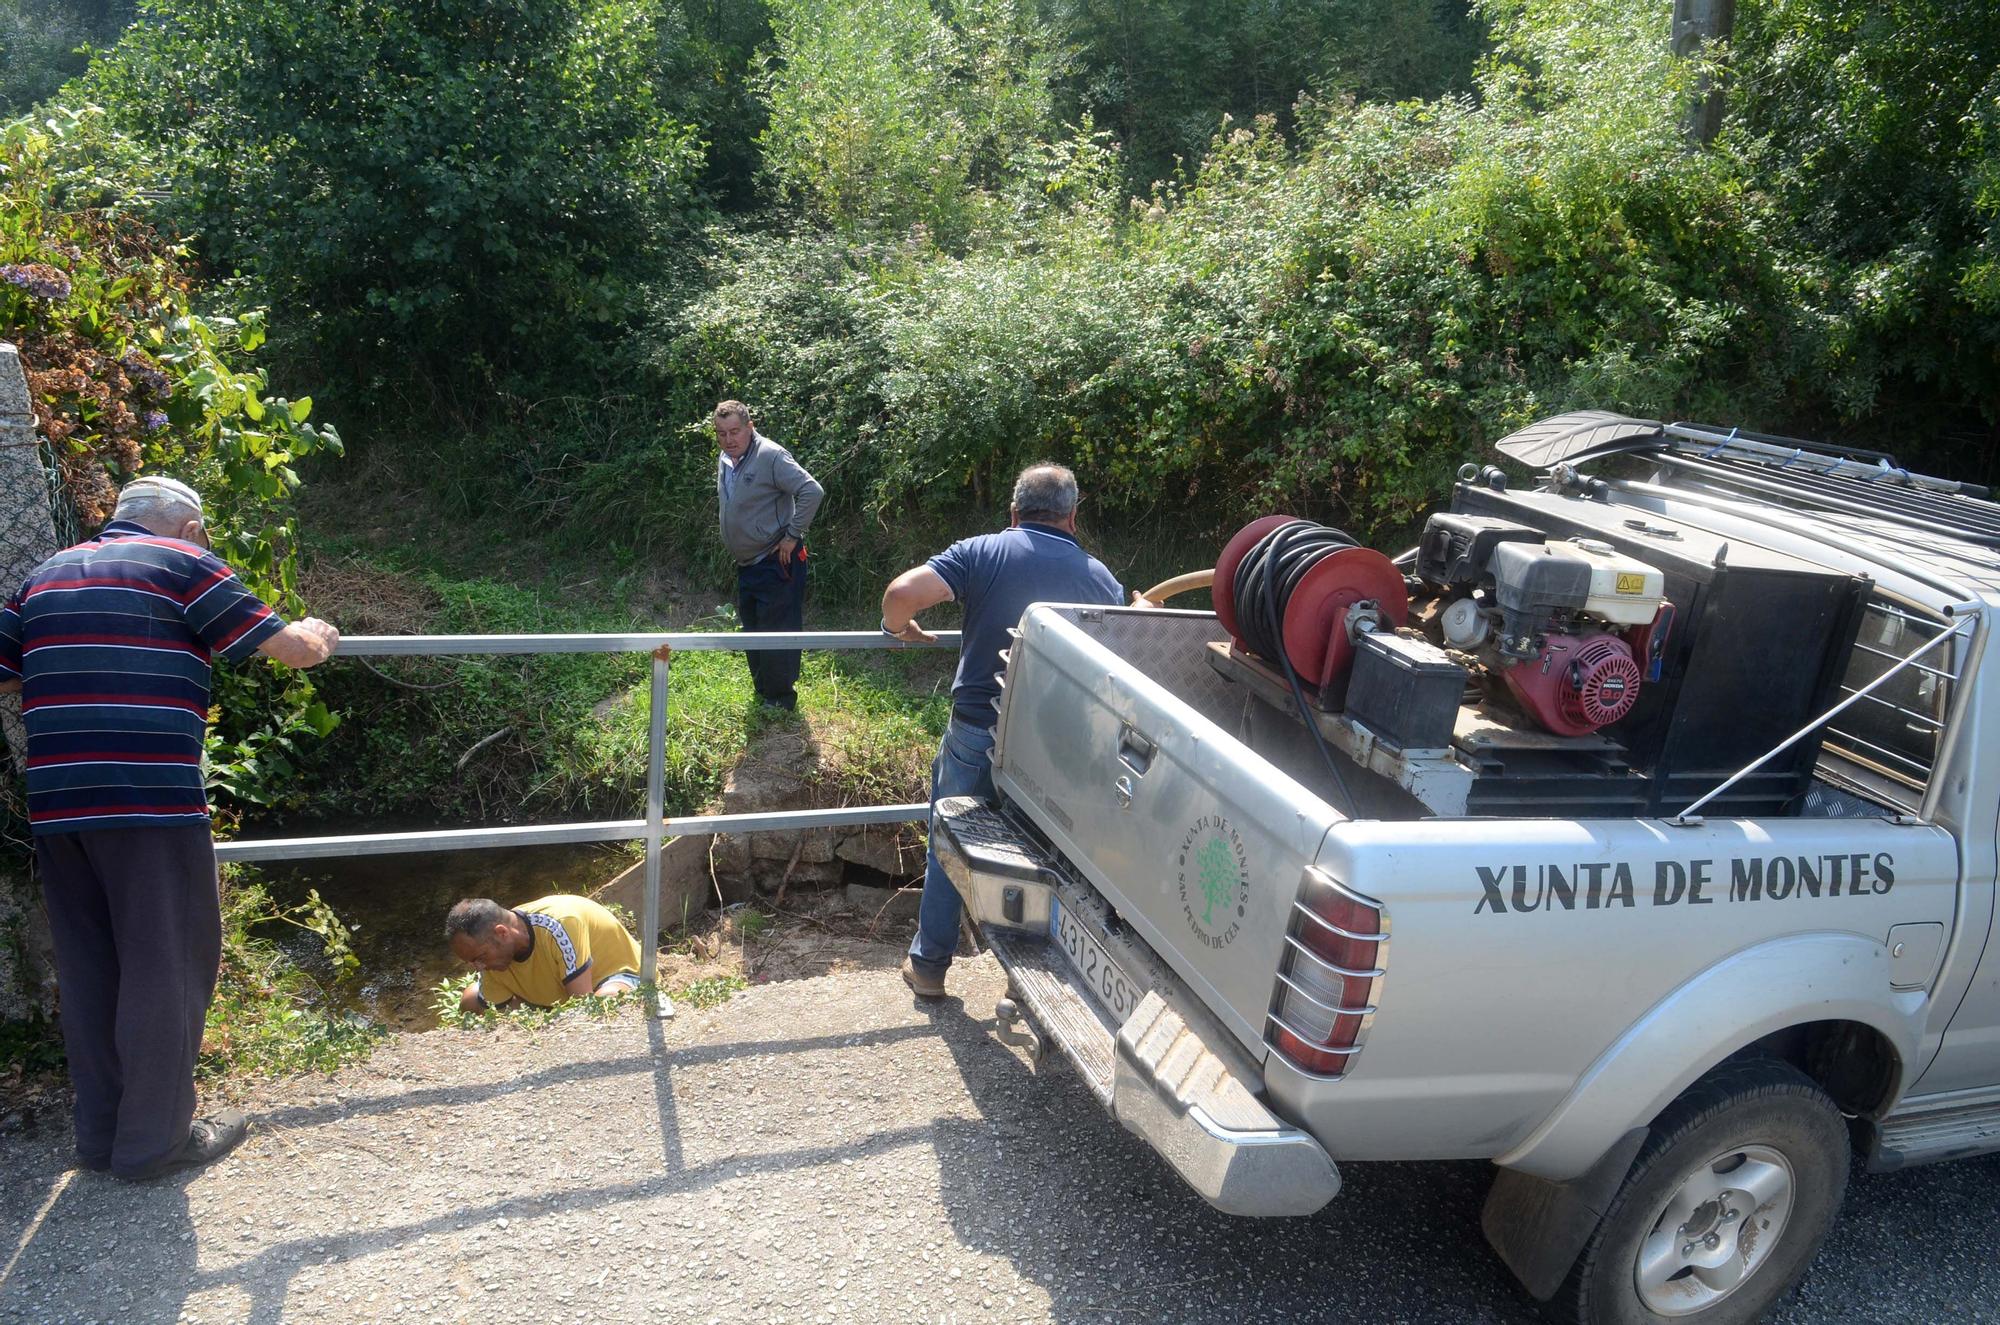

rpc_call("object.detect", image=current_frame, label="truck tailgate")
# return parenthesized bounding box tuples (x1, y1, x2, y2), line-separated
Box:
(992, 605, 1343, 1057)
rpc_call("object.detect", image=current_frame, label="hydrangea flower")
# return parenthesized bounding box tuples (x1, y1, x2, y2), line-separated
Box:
(143, 410, 170, 432)
(1, 263, 72, 302)
(121, 350, 171, 398)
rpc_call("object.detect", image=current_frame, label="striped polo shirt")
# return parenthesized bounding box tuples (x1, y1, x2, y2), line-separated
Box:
(0, 519, 287, 834)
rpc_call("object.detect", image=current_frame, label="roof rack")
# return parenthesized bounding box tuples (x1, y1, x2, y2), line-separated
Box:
(1652, 422, 2000, 551)
(1491, 410, 2000, 553)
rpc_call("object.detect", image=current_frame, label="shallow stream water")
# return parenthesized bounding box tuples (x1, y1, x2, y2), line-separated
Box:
(260, 841, 639, 1030)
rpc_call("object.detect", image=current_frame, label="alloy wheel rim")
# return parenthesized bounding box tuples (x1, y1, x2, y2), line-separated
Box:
(1634, 1143, 1796, 1316)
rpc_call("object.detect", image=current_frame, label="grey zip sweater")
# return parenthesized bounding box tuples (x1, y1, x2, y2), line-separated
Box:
(717, 432, 825, 566)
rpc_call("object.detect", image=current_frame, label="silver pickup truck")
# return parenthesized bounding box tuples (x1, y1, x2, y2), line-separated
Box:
(930, 413, 2000, 1324)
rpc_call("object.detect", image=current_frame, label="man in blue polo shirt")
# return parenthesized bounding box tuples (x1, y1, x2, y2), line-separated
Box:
(880, 463, 1135, 997)
(0, 476, 340, 1180)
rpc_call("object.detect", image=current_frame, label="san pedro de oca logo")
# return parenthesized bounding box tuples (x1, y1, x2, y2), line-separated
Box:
(1178, 814, 1250, 949)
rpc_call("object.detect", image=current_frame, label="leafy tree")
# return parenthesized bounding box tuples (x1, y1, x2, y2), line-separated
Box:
(0, 0, 134, 115)
(755, 0, 1064, 244)
(669, 0, 776, 209)
(676, 0, 1808, 533)
(87, 0, 707, 393)
(1047, 0, 1481, 189)
(1730, 0, 2000, 450)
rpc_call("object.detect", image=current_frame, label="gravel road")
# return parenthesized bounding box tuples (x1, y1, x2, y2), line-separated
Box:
(2, 950, 1997, 1324)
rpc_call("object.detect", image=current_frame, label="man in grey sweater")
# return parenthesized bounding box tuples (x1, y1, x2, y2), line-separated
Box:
(714, 400, 824, 709)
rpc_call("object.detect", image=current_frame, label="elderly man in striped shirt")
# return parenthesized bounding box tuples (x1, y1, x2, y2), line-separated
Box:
(0, 476, 339, 1180)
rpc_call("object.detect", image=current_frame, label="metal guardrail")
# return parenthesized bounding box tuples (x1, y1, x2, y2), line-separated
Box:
(213, 629, 962, 992)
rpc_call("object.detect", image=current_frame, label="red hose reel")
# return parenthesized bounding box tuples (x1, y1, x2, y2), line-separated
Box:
(1213, 515, 1410, 692)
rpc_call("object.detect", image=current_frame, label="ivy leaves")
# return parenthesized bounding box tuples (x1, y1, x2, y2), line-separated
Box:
(163, 316, 339, 505)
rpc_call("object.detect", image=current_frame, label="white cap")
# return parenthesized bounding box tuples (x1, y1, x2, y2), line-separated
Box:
(115, 475, 205, 518)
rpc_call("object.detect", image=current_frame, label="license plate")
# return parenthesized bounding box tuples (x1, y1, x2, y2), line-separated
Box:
(1050, 899, 1143, 1022)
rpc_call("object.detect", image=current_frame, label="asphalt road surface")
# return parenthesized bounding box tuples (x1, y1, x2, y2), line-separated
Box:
(1, 953, 1996, 1324)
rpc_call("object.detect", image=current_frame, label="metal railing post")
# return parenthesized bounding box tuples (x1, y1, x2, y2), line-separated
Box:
(641, 649, 669, 1008)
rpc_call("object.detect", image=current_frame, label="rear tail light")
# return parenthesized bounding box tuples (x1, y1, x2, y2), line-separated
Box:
(1267, 867, 1387, 1080)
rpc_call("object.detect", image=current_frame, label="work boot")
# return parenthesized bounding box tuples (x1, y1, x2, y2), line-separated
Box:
(125, 1110, 248, 1181)
(901, 956, 947, 1000)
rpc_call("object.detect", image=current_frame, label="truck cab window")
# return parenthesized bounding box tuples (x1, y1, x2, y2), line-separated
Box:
(1819, 597, 1957, 814)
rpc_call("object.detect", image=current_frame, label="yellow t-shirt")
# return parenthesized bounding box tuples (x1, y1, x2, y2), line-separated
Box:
(479, 895, 641, 1008)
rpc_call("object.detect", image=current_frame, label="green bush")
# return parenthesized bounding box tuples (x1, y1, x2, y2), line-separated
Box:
(0, 0, 132, 116)
(659, 0, 1997, 544)
(88, 0, 707, 391)
(666, 0, 773, 208)
(1053, 0, 1482, 190)
(755, 0, 1063, 246)
(1729, 0, 2000, 453)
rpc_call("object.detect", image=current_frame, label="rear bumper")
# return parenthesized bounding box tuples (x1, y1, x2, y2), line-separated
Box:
(933, 795, 1341, 1217)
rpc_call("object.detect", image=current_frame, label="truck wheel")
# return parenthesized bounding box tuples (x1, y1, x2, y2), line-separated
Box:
(1550, 1059, 1848, 1325)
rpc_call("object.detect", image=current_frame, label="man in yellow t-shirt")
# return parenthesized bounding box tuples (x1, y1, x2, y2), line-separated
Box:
(447, 895, 643, 1013)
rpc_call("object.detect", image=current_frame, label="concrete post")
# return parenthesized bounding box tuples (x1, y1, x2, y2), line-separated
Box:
(0, 341, 59, 1015)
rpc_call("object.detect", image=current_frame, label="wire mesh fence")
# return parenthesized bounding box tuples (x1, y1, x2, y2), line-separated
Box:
(0, 435, 73, 571)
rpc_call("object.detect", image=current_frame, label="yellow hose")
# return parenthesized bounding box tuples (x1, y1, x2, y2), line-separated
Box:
(1140, 569, 1215, 603)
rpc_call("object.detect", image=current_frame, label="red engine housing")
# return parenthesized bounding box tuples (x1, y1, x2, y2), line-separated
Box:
(1501, 631, 1643, 736)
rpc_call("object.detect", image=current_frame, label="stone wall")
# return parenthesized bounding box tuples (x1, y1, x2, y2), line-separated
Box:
(593, 726, 927, 934)
(706, 730, 925, 897)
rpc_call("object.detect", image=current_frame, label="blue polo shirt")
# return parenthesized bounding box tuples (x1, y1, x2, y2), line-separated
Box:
(927, 522, 1124, 729)
(0, 520, 287, 834)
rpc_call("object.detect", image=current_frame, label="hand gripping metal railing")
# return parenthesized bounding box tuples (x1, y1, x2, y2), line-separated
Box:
(210, 629, 961, 998)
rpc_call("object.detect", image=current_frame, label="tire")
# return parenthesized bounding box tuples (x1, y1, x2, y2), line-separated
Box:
(1548, 1058, 1849, 1325)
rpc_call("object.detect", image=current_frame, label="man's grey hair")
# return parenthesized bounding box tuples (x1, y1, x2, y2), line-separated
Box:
(113, 476, 204, 533)
(446, 898, 511, 942)
(713, 399, 752, 427)
(1011, 463, 1079, 524)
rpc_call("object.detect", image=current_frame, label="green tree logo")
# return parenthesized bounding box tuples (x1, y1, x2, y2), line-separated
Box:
(1196, 834, 1236, 927)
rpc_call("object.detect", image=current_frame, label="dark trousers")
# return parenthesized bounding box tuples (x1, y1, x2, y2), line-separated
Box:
(36, 826, 221, 1177)
(736, 550, 808, 709)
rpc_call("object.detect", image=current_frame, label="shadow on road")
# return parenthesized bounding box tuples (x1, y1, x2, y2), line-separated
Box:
(914, 981, 2000, 1324)
(251, 1019, 932, 1134)
(0, 1170, 195, 1322)
(0, 1018, 942, 1325)
(11, 966, 2000, 1324)
(918, 991, 1542, 1324)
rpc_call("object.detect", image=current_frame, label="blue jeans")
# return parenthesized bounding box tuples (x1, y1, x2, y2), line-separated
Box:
(909, 718, 996, 972)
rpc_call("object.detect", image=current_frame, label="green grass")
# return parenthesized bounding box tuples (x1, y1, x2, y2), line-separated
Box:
(425, 973, 741, 1027)
(0, 1015, 65, 1076)
(275, 506, 953, 831)
(677, 974, 748, 1009)
(296, 425, 1227, 629)
(201, 875, 386, 1080)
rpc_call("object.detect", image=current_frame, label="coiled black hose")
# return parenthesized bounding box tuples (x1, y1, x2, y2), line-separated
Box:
(1232, 519, 1362, 816)
(1231, 521, 1363, 665)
